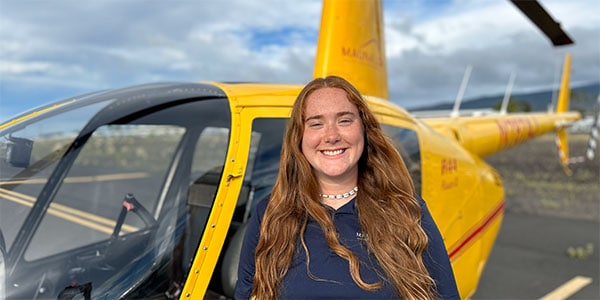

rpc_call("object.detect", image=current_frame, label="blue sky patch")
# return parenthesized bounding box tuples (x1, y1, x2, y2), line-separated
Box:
(248, 26, 316, 50)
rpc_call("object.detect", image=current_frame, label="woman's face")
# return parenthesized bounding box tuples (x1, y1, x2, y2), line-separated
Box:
(301, 87, 364, 185)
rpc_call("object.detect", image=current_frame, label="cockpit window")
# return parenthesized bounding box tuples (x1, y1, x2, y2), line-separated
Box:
(1, 96, 232, 299)
(25, 124, 186, 261)
(0, 101, 109, 252)
(243, 118, 287, 217)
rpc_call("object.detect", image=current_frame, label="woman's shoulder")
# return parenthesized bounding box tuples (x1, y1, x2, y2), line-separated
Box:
(250, 194, 270, 221)
(415, 194, 435, 231)
(415, 194, 427, 208)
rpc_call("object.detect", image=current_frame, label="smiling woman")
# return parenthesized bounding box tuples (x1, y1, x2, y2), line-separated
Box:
(236, 76, 460, 300)
(301, 86, 365, 210)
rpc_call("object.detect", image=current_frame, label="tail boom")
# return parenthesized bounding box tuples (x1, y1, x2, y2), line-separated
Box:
(423, 112, 580, 158)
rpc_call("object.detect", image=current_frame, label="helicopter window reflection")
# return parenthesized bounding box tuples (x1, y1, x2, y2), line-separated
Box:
(0, 101, 109, 253)
(25, 124, 185, 261)
(182, 127, 231, 267)
(244, 118, 286, 218)
(382, 125, 422, 194)
(191, 127, 230, 175)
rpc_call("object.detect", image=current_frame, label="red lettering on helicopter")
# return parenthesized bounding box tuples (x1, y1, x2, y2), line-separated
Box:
(441, 158, 458, 175)
(442, 177, 458, 190)
(341, 39, 383, 66)
(496, 118, 537, 147)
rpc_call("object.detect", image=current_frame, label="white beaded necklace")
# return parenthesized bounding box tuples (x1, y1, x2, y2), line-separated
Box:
(320, 186, 358, 199)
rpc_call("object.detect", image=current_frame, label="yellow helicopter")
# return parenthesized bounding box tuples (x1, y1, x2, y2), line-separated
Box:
(0, 0, 580, 299)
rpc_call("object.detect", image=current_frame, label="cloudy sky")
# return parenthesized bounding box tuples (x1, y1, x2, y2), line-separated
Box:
(1, 0, 599, 122)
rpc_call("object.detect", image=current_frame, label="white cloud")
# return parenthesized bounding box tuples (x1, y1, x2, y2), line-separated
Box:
(0, 0, 598, 117)
(383, 0, 600, 106)
(0, 61, 52, 74)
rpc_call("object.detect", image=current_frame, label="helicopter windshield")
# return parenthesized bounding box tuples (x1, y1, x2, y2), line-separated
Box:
(0, 100, 111, 251)
(0, 93, 232, 299)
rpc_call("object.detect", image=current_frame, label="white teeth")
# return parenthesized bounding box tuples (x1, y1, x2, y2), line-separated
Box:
(322, 149, 344, 156)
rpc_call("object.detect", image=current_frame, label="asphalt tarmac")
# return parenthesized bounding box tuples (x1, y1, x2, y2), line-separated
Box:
(472, 212, 599, 300)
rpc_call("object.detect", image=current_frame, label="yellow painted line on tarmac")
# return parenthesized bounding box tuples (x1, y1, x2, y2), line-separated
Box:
(0, 178, 47, 185)
(46, 206, 116, 235)
(0, 188, 33, 207)
(0, 187, 139, 235)
(0, 172, 149, 185)
(539, 276, 593, 300)
(64, 172, 149, 183)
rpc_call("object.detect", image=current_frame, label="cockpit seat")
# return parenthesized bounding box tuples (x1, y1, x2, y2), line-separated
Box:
(220, 221, 249, 298)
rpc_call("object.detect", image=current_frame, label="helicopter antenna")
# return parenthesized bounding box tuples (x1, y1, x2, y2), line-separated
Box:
(451, 64, 472, 117)
(500, 71, 517, 115)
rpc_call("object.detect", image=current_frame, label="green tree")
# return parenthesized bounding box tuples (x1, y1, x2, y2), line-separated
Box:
(571, 90, 596, 117)
(493, 97, 532, 112)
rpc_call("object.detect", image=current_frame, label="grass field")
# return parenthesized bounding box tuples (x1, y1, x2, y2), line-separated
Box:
(485, 132, 599, 221)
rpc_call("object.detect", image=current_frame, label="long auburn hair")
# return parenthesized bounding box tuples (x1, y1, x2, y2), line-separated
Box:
(252, 76, 436, 299)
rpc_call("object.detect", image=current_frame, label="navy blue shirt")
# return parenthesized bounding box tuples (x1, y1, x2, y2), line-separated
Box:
(235, 196, 460, 299)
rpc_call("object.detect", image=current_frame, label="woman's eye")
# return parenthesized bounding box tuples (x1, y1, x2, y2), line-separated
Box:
(339, 119, 353, 125)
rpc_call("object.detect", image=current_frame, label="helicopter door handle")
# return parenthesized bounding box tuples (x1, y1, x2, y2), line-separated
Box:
(226, 173, 241, 183)
(227, 162, 244, 183)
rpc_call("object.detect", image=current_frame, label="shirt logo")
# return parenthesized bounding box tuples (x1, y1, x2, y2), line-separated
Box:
(356, 232, 368, 241)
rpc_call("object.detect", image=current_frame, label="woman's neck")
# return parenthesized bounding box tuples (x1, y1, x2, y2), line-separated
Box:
(322, 196, 355, 210)
(319, 185, 358, 210)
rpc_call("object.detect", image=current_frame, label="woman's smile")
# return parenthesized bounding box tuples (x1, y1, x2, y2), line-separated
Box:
(321, 148, 345, 156)
(301, 87, 364, 184)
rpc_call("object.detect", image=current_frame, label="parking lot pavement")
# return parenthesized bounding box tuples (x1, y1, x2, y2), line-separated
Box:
(472, 212, 599, 300)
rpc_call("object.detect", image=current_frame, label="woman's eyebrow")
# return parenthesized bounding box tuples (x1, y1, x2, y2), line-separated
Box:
(305, 114, 323, 122)
(337, 111, 355, 117)
(304, 111, 355, 122)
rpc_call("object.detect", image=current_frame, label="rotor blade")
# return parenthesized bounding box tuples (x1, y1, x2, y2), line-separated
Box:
(509, 0, 574, 46)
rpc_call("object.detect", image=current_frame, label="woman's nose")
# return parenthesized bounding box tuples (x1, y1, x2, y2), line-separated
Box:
(324, 125, 341, 143)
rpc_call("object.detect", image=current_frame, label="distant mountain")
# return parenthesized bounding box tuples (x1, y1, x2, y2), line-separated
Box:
(410, 82, 599, 114)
